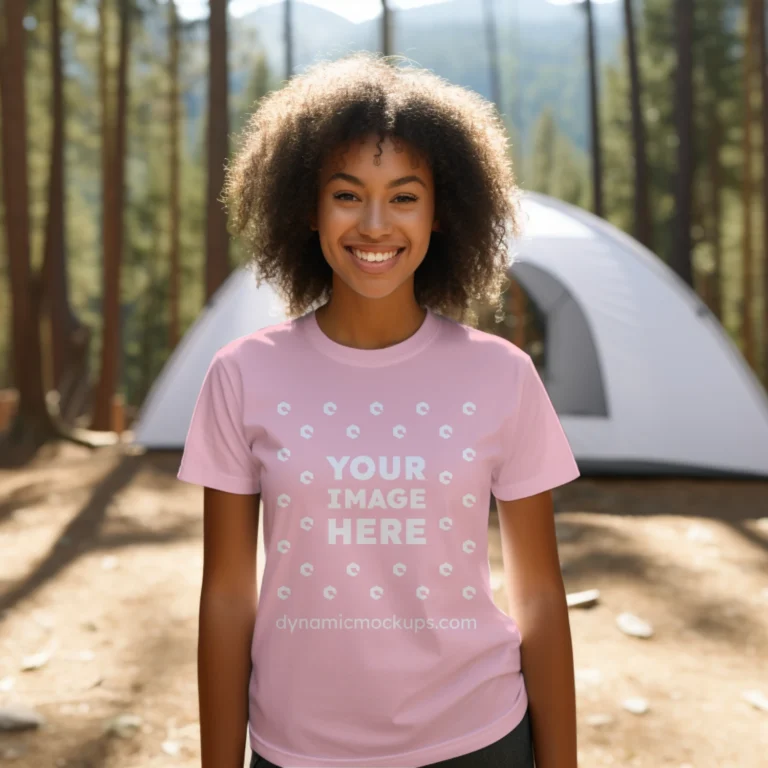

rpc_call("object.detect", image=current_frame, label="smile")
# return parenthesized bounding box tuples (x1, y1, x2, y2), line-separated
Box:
(346, 247, 405, 263)
(344, 246, 405, 275)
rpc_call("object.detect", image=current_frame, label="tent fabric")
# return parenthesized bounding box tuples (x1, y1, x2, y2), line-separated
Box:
(131, 192, 768, 478)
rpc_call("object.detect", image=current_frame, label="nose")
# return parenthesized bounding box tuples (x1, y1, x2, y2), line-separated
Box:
(357, 199, 392, 239)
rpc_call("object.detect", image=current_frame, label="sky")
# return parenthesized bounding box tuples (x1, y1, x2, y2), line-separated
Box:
(175, 0, 449, 25)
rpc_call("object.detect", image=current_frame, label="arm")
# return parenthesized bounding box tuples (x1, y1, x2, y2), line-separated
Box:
(496, 490, 577, 768)
(199, 487, 260, 768)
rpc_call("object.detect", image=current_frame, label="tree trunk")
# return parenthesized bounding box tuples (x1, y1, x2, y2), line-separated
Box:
(584, 0, 604, 218)
(623, 0, 653, 250)
(484, 0, 525, 347)
(671, 0, 694, 287)
(707, 114, 724, 320)
(205, 0, 230, 301)
(92, 0, 130, 431)
(284, 0, 293, 78)
(741, 0, 757, 369)
(758, 0, 768, 384)
(510, 280, 527, 349)
(483, 0, 502, 111)
(382, 0, 392, 57)
(0, 0, 56, 450)
(168, 0, 181, 349)
(43, 0, 90, 421)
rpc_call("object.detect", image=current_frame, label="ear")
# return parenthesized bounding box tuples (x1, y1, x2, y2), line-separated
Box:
(432, 219, 440, 232)
(309, 210, 318, 231)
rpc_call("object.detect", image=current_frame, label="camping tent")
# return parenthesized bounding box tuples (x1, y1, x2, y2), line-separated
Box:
(131, 192, 768, 478)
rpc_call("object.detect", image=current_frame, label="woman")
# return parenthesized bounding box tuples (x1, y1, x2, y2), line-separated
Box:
(178, 52, 580, 768)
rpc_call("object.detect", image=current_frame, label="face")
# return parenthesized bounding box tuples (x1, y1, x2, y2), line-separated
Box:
(313, 133, 439, 302)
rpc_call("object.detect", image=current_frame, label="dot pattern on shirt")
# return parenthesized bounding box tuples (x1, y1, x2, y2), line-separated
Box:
(272, 400, 482, 604)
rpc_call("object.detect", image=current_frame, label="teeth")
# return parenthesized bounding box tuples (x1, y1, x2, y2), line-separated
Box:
(353, 249, 399, 263)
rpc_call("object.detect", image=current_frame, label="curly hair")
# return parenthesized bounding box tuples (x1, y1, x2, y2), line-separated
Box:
(224, 51, 520, 323)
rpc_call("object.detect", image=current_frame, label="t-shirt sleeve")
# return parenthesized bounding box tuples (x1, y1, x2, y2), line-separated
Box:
(491, 353, 580, 501)
(177, 351, 261, 495)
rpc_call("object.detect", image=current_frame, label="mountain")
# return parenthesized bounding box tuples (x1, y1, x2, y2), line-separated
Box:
(181, 0, 626, 154)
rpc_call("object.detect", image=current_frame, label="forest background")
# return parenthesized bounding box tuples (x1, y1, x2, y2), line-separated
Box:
(1, 0, 766, 448)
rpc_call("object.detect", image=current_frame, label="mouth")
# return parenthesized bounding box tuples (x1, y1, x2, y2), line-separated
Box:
(344, 246, 406, 275)
(344, 246, 406, 264)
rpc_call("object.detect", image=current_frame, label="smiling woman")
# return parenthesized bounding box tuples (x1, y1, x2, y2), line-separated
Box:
(181, 50, 579, 768)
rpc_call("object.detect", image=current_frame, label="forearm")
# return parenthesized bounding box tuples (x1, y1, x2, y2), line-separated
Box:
(514, 590, 578, 768)
(198, 590, 257, 768)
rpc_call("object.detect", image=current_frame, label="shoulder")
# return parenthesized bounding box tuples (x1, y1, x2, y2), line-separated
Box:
(434, 312, 533, 376)
(210, 315, 306, 375)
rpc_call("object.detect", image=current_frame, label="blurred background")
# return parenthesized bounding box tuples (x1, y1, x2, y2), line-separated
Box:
(1, 1, 767, 767)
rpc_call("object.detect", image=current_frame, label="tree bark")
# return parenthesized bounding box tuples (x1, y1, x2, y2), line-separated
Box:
(623, 0, 653, 250)
(382, 0, 392, 57)
(671, 0, 695, 287)
(758, 0, 768, 383)
(584, 0, 604, 218)
(43, 0, 90, 421)
(92, 0, 131, 430)
(284, 0, 293, 78)
(0, 0, 56, 449)
(741, 0, 757, 369)
(205, 0, 230, 301)
(483, 0, 502, 111)
(707, 114, 723, 320)
(168, 0, 181, 349)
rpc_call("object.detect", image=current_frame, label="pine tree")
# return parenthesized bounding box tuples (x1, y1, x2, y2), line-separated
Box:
(0, 0, 57, 454)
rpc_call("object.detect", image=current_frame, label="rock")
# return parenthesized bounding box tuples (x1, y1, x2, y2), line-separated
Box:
(0, 705, 46, 731)
(585, 713, 614, 727)
(567, 588, 600, 609)
(162, 740, 182, 756)
(622, 697, 649, 715)
(741, 689, 768, 712)
(21, 649, 52, 671)
(616, 612, 654, 639)
(105, 713, 143, 738)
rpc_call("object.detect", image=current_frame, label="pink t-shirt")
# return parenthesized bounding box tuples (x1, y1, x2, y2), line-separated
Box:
(178, 307, 580, 767)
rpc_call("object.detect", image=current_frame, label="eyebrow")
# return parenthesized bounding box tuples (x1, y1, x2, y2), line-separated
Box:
(326, 172, 427, 189)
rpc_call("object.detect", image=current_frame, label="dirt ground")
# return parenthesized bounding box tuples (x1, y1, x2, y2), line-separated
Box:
(0, 441, 766, 768)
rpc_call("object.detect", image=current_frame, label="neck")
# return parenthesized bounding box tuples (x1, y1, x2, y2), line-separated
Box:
(314, 281, 427, 351)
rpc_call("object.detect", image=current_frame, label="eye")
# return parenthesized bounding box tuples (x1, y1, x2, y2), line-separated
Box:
(393, 194, 418, 203)
(333, 192, 358, 201)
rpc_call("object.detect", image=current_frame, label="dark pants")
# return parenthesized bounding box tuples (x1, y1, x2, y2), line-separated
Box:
(249, 708, 534, 768)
